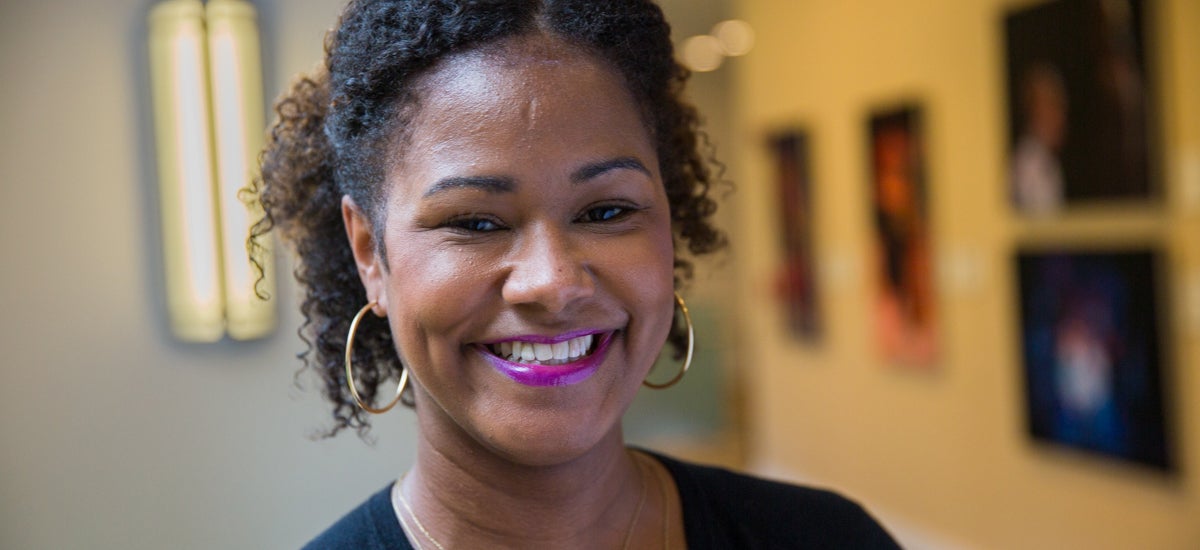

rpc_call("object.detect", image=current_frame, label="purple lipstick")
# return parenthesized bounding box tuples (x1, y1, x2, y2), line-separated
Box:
(476, 330, 614, 387)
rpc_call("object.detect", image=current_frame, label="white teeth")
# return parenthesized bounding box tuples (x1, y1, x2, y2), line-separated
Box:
(552, 341, 569, 361)
(495, 334, 599, 365)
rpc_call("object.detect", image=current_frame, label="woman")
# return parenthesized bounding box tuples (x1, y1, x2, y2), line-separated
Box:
(255, 0, 899, 548)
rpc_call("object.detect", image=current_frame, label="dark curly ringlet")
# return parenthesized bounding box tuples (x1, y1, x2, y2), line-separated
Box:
(250, 0, 726, 438)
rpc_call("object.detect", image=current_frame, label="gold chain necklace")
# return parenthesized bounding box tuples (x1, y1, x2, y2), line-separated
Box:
(649, 454, 671, 548)
(391, 453, 669, 549)
(620, 454, 649, 550)
(393, 476, 444, 550)
(392, 492, 427, 550)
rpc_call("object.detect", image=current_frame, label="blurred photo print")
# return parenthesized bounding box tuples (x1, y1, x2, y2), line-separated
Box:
(1004, 0, 1155, 214)
(868, 105, 937, 367)
(1015, 249, 1172, 471)
(769, 130, 821, 341)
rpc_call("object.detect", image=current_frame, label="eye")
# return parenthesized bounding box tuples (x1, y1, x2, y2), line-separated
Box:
(578, 205, 630, 223)
(444, 216, 504, 232)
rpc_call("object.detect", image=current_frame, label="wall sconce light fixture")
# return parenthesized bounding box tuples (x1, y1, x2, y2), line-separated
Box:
(148, 0, 275, 342)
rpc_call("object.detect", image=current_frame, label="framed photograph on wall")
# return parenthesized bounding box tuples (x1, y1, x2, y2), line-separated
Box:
(868, 105, 937, 367)
(1003, 0, 1156, 215)
(1015, 248, 1173, 471)
(769, 130, 821, 341)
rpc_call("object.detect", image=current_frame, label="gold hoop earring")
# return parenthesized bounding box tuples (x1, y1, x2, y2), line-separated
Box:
(345, 301, 407, 414)
(644, 292, 694, 389)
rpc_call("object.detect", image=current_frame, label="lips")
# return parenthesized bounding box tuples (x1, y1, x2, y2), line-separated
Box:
(487, 333, 596, 365)
(475, 331, 614, 387)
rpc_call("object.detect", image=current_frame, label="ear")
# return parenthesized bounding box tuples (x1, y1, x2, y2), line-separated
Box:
(342, 195, 388, 315)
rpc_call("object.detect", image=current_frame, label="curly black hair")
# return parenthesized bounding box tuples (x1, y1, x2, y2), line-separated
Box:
(251, 0, 725, 438)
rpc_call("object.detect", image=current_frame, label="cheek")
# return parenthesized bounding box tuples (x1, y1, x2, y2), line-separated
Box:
(603, 215, 676, 332)
(382, 240, 493, 358)
(644, 209, 678, 285)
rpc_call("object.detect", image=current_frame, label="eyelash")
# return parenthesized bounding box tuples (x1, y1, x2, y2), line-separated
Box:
(444, 215, 504, 233)
(439, 203, 638, 234)
(577, 204, 634, 223)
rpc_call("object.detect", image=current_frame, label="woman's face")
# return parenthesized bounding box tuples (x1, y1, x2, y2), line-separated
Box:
(346, 35, 676, 465)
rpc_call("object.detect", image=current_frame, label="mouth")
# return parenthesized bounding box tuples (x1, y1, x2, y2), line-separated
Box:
(475, 331, 614, 387)
(484, 332, 600, 366)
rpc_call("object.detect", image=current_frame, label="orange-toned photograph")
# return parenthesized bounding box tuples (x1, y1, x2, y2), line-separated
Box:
(868, 106, 937, 367)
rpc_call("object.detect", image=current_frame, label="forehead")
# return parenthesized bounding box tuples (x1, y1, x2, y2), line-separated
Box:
(385, 34, 656, 189)
(415, 35, 641, 131)
(417, 33, 627, 100)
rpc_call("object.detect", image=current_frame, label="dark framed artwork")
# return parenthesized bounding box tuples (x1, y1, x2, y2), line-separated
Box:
(868, 105, 937, 367)
(769, 130, 821, 341)
(1015, 248, 1173, 471)
(1004, 0, 1156, 214)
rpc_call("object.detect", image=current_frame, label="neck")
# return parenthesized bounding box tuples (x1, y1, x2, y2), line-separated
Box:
(401, 396, 643, 549)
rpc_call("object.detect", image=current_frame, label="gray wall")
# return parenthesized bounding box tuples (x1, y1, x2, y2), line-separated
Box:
(0, 1, 418, 548)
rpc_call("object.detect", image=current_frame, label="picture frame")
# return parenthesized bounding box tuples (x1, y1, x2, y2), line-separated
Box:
(1003, 0, 1156, 214)
(769, 129, 821, 341)
(1014, 247, 1173, 471)
(867, 104, 937, 367)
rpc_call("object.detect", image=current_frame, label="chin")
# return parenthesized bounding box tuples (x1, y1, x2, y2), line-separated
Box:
(464, 391, 632, 468)
(487, 424, 625, 468)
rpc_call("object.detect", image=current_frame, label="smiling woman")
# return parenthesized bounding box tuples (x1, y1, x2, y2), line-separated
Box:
(251, 1, 898, 548)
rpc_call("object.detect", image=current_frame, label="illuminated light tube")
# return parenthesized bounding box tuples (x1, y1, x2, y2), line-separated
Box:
(148, 0, 275, 342)
(206, 0, 275, 340)
(149, 0, 225, 342)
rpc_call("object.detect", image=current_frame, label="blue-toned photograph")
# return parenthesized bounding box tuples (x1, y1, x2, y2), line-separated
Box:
(1016, 249, 1172, 471)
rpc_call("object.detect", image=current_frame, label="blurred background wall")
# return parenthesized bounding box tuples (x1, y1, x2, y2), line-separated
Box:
(0, 0, 1196, 549)
(0, 1, 420, 548)
(728, 0, 1200, 548)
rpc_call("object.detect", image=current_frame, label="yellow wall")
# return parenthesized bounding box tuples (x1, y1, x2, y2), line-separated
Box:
(729, 0, 1200, 548)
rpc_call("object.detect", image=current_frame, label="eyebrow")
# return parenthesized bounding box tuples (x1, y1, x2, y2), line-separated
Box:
(421, 157, 651, 199)
(422, 175, 515, 198)
(570, 157, 651, 183)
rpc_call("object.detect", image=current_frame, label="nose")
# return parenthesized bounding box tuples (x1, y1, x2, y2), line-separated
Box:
(501, 224, 594, 314)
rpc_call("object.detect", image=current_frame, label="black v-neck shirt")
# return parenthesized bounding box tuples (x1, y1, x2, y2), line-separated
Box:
(301, 452, 901, 549)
